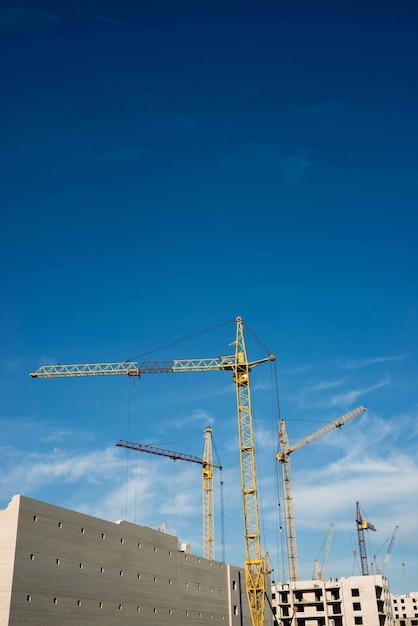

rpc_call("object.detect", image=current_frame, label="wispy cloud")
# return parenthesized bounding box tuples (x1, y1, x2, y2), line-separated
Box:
(35, 355, 58, 367)
(309, 378, 345, 391)
(41, 429, 75, 443)
(172, 408, 215, 428)
(292, 376, 389, 411)
(328, 377, 390, 407)
(294, 448, 418, 530)
(0, 446, 123, 497)
(337, 355, 404, 370)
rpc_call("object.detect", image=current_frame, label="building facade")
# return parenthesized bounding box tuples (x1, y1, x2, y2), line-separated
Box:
(0, 495, 270, 626)
(272, 574, 393, 626)
(391, 592, 418, 626)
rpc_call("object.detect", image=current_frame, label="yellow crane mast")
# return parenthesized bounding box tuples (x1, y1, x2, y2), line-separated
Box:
(116, 426, 220, 561)
(277, 406, 367, 581)
(31, 316, 274, 626)
(231, 318, 267, 626)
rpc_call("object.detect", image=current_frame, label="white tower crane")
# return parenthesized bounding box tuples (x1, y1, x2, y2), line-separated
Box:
(374, 525, 399, 575)
(277, 406, 367, 581)
(314, 522, 335, 581)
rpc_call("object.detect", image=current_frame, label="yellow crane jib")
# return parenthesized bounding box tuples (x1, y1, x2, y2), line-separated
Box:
(30, 355, 274, 379)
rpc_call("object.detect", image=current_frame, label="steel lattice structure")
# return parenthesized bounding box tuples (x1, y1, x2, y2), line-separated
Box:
(31, 317, 274, 626)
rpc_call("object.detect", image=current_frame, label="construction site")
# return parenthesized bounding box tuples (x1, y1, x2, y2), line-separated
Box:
(0, 318, 411, 626)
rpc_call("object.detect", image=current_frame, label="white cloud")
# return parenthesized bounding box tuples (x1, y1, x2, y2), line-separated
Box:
(328, 377, 390, 408)
(309, 378, 345, 391)
(337, 355, 404, 370)
(0, 446, 123, 497)
(41, 429, 77, 443)
(174, 408, 215, 428)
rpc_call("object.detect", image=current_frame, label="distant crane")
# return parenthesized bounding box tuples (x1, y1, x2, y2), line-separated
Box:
(382, 525, 399, 573)
(30, 317, 274, 626)
(374, 525, 399, 575)
(314, 522, 335, 581)
(116, 426, 222, 561)
(356, 501, 377, 575)
(277, 406, 367, 581)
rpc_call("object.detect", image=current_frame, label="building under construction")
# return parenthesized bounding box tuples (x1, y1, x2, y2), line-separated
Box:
(272, 575, 394, 626)
(391, 592, 418, 626)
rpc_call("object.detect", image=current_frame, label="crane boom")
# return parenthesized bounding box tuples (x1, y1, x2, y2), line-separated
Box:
(277, 406, 367, 459)
(117, 427, 220, 560)
(30, 356, 271, 378)
(277, 406, 367, 581)
(382, 525, 399, 572)
(321, 522, 335, 580)
(116, 438, 222, 469)
(31, 317, 274, 626)
(315, 522, 335, 581)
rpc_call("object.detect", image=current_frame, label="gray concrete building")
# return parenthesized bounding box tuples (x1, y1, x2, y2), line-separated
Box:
(272, 574, 393, 626)
(0, 494, 263, 626)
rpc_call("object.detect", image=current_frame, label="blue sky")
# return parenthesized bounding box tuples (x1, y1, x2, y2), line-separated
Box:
(1, 0, 417, 597)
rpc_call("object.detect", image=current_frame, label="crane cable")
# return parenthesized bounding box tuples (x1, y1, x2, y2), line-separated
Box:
(242, 321, 275, 358)
(124, 319, 235, 362)
(269, 357, 287, 582)
(124, 377, 141, 523)
(338, 426, 357, 565)
(211, 433, 226, 563)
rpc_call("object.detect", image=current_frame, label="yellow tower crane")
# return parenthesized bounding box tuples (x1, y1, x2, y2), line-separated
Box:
(30, 316, 275, 626)
(277, 406, 367, 581)
(116, 426, 221, 561)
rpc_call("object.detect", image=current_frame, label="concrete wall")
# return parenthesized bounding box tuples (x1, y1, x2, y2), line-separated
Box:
(0, 495, 253, 626)
(0, 497, 19, 625)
